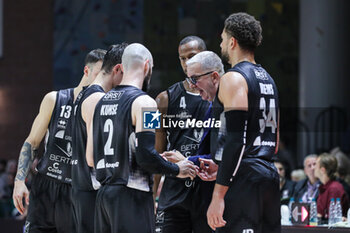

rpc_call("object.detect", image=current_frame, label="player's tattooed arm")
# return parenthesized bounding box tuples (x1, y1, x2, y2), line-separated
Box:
(15, 142, 34, 181)
(15, 92, 56, 181)
(13, 91, 56, 215)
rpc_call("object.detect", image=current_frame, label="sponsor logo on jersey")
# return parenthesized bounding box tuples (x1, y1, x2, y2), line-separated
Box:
(67, 142, 72, 157)
(55, 144, 72, 158)
(100, 104, 118, 116)
(96, 159, 105, 169)
(106, 162, 119, 168)
(49, 153, 72, 164)
(253, 137, 276, 147)
(96, 159, 119, 169)
(183, 128, 204, 144)
(55, 130, 65, 139)
(180, 144, 200, 157)
(254, 68, 268, 80)
(143, 110, 161, 129)
(57, 119, 68, 129)
(103, 91, 124, 101)
(242, 229, 254, 233)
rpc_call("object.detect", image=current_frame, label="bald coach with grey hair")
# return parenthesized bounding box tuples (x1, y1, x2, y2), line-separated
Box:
(92, 43, 197, 233)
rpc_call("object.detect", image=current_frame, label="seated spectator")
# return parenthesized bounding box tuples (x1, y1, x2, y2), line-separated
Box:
(315, 153, 349, 219)
(274, 158, 295, 205)
(291, 169, 306, 182)
(293, 154, 320, 203)
(331, 148, 350, 199)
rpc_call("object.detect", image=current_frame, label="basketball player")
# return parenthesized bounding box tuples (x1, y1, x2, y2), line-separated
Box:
(71, 44, 127, 233)
(12, 49, 106, 233)
(92, 43, 197, 233)
(154, 36, 215, 233)
(186, 12, 281, 233)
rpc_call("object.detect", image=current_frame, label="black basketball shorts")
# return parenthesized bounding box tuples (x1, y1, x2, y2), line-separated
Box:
(25, 173, 74, 233)
(216, 162, 281, 233)
(95, 184, 155, 233)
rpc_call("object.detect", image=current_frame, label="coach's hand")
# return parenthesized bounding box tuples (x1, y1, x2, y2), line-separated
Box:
(207, 196, 226, 230)
(197, 158, 218, 181)
(13, 180, 30, 215)
(176, 160, 197, 179)
(161, 150, 185, 163)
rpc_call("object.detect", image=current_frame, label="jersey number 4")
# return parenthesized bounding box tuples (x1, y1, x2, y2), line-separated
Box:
(180, 96, 186, 109)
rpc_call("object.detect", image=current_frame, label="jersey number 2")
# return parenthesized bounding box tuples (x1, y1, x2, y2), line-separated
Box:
(104, 119, 114, 155)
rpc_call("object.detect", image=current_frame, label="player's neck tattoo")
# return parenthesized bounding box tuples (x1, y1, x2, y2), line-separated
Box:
(15, 142, 33, 182)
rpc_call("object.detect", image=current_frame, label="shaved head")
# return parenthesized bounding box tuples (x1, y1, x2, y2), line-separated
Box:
(122, 43, 153, 72)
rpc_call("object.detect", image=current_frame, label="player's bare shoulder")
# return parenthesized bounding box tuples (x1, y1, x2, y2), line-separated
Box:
(42, 91, 57, 106)
(220, 72, 247, 90)
(39, 91, 57, 117)
(219, 71, 248, 110)
(133, 94, 157, 110)
(155, 91, 169, 109)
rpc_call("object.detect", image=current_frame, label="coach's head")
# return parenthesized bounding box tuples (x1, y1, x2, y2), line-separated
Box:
(186, 51, 224, 101)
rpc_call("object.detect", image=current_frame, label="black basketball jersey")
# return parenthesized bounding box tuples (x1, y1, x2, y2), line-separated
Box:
(36, 88, 74, 184)
(166, 81, 211, 157)
(93, 85, 151, 191)
(71, 84, 104, 191)
(211, 61, 279, 162)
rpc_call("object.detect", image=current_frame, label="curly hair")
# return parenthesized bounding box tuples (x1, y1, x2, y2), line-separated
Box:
(224, 12, 262, 52)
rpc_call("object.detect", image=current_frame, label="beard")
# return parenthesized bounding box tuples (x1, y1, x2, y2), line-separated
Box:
(142, 72, 151, 92)
(221, 49, 230, 64)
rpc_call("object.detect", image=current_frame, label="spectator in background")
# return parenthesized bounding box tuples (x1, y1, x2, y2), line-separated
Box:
(274, 158, 295, 205)
(291, 169, 306, 182)
(331, 148, 350, 198)
(293, 154, 320, 203)
(314, 153, 349, 219)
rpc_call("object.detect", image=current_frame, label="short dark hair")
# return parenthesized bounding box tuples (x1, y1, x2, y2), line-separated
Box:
(101, 43, 129, 74)
(179, 36, 207, 51)
(84, 49, 106, 65)
(224, 12, 262, 52)
(318, 153, 338, 180)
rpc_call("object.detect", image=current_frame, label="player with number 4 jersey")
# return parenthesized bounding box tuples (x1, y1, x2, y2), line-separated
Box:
(154, 36, 214, 233)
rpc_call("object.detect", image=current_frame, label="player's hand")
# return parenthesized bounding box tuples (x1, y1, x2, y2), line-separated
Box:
(176, 160, 197, 179)
(207, 196, 226, 230)
(13, 180, 30, 215)
(197, 158, 218, 181)
(161, 150, 186, 163)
